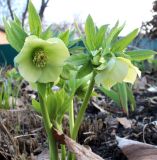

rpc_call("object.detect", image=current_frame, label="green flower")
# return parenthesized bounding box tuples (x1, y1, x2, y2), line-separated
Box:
(95, 57, 141, 89)
(14, 35, 69, 83)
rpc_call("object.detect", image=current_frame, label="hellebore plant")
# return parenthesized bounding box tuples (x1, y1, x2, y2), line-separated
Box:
(4, 1, 157, 160)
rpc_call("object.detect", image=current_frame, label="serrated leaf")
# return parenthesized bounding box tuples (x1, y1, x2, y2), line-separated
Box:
(3, 18, 27, 51)
(40, 25, 53, 40)
(65, 53, 90, 66)
(28, 0, 42, 36)
(76, 62, 93, 79)
(13, 14, 22, 28)
(111, 28, 138, 53)
(125, 49, 157, 61)
(111, 23, 125, 43)
(85, 15, 96, 50)
(59, 30, 70, 46)
(95, 25, 108, 49)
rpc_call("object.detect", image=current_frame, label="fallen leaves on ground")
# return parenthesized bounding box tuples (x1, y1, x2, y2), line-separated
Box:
(53, 129, 104, 160)
(117, 136, 157, 160)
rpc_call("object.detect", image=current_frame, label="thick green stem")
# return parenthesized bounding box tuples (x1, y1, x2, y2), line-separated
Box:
(72, 71, 96, 140)
(37, 85, 58, 160)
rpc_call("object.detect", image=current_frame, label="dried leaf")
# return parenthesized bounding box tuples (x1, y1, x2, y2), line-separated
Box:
(53, 129, 104, 160)
(117, 136, 157, 160)
(117, 117, 132, 129)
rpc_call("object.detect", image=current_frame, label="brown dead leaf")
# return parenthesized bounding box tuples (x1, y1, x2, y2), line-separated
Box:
(117, 136, 157, 160)
(53, 129, 104, 160)
(117, 117, 132, 129)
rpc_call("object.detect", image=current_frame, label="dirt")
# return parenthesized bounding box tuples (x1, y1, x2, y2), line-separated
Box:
(0, 71, 157, 160)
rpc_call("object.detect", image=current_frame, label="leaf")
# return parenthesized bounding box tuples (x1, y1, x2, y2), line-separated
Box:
(100, 87, 121, 106)
(28, 0, 42, 36)
(125, 50, 157, 61)
(126, 84, 136, 111)
(103, 21, 119, 50)
(40, 25, 53, 40)
(3, 18, 27, 52)
(111, 28, 138, 52)
(117, 83, 128, 114)
(85, 15, 96, 50)
(32, 99, 41, 113)
(76, 62, 93, 79)
(117, 117, 132, 129)
(111, 22, 125, 43)
(52, 129, 104, 160)
(59, 30, 70, 46)
(95, 25, 108, 49)
(117, 136, 157, 160)
(65, 53, 90, 66)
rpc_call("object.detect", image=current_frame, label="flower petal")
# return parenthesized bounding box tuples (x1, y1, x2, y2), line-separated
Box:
(18, 58, 41, 82)
(15, 35, 41, 63)
(44, 38, 69, 66)
(37, 64, 62, 83)
(95, 57, 129, 89)
(118, 57, 141, 84)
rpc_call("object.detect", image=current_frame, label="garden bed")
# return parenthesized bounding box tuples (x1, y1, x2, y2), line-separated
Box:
(0, 69, 157, 160)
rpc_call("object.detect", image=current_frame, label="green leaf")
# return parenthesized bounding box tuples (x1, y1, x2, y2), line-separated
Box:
(13, 14, 22, 28)
(117, 83, 128, 114)
(100, 87, 120, 106)
(28, 0, 42, 36)
(32, 99, 41, 113)
(111, 28, 138, 52)
(76, 62, 93, 79)
(103, 21, 119, 49)
(37, 83, 46, 98)
(59, 30, 70, 46)
(65, 53, 90, 66)
(111, 23, 125, 43)
(125, 49, 157, 61)
(40, 25, 53, 40)
(95, 25, 108, 49)
(85, 15, 96, 50)
(3, 18, 27, 52)
(126, 84, 136, 111)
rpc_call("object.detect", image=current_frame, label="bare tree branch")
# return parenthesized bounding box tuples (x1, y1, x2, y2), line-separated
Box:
(39, 0, 49, 20)
(22, 0, 29, 26)
(7, 0, 14, 20)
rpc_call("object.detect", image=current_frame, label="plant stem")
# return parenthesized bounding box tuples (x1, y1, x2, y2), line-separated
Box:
(72, 71, 96, 140)
(38, 85, 58, 160)
(69, 99, 74, 136)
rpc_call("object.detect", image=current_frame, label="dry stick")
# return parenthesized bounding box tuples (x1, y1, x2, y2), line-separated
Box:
(0, 121, 19, 157)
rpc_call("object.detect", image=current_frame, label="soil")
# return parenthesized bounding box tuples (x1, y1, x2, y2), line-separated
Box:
(0, 70, 157, 160)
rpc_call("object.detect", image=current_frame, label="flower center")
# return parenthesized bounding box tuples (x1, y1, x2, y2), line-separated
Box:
(33, 48, 47, 68)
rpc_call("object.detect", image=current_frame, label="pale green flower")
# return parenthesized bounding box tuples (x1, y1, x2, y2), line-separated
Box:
(14, 35, 69, 83)
(95, 57, 141, 89)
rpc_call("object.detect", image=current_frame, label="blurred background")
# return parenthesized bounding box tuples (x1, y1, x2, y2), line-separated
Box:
(1, 0, 157, 57)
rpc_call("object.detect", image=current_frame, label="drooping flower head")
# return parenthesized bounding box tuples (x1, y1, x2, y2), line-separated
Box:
(14, 35, 69, 83)
(95, 57, 141, 89)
